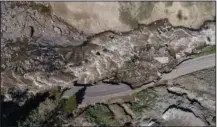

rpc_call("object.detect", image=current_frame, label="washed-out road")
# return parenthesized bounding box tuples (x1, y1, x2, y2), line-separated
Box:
(62, 54, 215, 105)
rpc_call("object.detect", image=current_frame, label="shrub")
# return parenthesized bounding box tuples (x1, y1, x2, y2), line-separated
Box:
(63, 96, 77, 113)
(53, 87, 61, 104)
(193, 45, 216, 58)
(131, 89, 158, 114)
(85, 105, 119, 126)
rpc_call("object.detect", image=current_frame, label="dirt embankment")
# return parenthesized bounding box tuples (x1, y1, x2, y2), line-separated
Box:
(51, 2, 215, 35)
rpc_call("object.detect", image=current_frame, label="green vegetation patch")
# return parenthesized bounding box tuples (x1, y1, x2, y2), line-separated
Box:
(50, 87, 77, 113)
(54, 87, 61, 104)
(49, 86, 62, 104)
(85, 104, 119, 126)
(193, 45, 215, 58)
(131, 89, 158, 115)
(63, 96, 77, 113)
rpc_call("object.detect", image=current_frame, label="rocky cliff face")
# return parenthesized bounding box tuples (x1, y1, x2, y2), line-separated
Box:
(1, 2, 215, 92)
